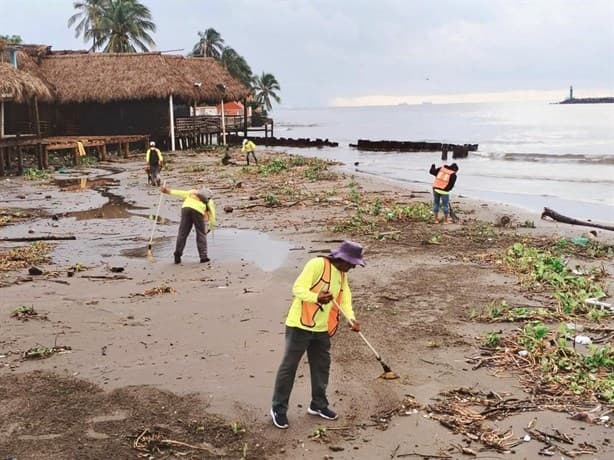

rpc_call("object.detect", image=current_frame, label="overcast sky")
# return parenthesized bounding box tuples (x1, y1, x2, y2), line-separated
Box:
(1, 0, 613, 108)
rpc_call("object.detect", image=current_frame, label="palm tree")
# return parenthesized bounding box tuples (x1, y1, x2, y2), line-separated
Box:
(95, 0, 156, 52)
(0, 34, 23, 44)
(253, 72, 281, 112)
(220, 47, 253, 87)
(190, 28, 224, 59)
(68, 0, 107, 51)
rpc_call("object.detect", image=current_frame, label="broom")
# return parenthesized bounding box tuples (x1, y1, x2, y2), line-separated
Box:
(146, 181, 166, 261)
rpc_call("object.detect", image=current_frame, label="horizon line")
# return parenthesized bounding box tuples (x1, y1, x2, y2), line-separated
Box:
(329, 87, 614, 107)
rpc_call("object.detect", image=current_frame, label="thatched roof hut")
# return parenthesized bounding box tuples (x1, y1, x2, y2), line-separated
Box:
(16, 51, 249, 104)
(0, 62, 52, 103)
(4, 47, 251, 146)
(167, 56, 247, 102)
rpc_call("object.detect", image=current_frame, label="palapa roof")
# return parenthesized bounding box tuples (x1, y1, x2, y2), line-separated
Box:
(0, 62, 53, 103)
(14, 49, 249, 105)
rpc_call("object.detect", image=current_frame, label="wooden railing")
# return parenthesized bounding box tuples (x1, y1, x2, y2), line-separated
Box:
(174, 115, 245, 135)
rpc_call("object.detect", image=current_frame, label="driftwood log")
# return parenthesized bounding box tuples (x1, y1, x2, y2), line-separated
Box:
(541, 207, 614, 232)
(0, 235, 76, 242)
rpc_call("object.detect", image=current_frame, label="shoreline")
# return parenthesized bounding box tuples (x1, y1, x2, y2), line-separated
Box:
(340, 163, 614, 245)
(269, 144, 614, 224)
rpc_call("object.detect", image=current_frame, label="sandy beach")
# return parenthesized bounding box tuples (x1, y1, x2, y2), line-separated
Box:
(1, 147, 613, 459)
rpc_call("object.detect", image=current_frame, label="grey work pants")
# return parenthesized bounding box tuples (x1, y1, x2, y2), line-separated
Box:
(174, 207, 208, 260)
(272, 326, 331, 415)
(148, 164, 161, 186)
(245, 151, 258, 165)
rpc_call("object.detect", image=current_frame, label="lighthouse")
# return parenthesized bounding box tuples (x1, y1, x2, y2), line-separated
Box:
(569, 85, 574, 101)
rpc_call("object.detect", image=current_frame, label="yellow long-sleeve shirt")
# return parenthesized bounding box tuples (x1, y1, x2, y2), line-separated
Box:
(145, 148, 163, 165)
(285, 257, 355, 332)
(241, 140, 256, 153)
(169, 189, 217, 229)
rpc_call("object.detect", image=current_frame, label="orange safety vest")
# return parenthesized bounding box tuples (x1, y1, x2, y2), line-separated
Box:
(300, 257, 345, 336)
(433, 166, 455, 190)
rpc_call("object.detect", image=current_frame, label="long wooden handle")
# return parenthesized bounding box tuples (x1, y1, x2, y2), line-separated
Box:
(332, 299, 382, 360)
(148, 181, 166, 245)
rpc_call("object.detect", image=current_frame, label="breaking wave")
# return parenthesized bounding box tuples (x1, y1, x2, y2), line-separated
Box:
(474, 151, 614, 165)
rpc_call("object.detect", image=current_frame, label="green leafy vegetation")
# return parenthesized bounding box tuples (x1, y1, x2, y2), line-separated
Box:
(334, 180, 434, 238)
(504, 243, 608, 316)
(474, 323, 614, 403)
(482, 331, 502, 348)
(390, 203, 432, 221)
(264, 194, 281, 207)
(79, 156, 98, 166)
(470, 300, 556, 322)
(23, 168, 49, 180)
(258, 159, 288, 176)
(183, 164, 206, 173)
(551, 237, 614, 259)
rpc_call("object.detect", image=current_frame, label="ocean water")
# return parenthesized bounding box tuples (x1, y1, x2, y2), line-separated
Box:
(264, 102, 614, 222)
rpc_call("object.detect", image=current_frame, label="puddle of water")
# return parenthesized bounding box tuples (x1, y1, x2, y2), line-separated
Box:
(54, 177, 119, 191)
(124, 228, 292, 272)
(66, 189, 147, 220)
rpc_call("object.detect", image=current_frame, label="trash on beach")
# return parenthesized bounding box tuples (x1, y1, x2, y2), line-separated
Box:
(570, 236, 590, 246)
(518, 350, 529, 357)
(523, 434, 531, 442)
(574, 335, 592, 345)
(22, 345, 71, 360)
(585, 297, 613, 311)
(10, 305, 47, 321)
(142, 285, 176, 296)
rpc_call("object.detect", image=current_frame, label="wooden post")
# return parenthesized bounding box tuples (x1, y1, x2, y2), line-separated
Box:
(0, 100, 4, 139)
(123, 142, 129, 158)
(169, 94, 176, 151)
(270, 119, 274, 137)
(5, 144, 12, 170)
(73, 146, 79, 166)
(43, 145, 49, 169)
(243, 98, 248, 138)
(17, 145, 24, 176)
(100, 143, 107, 161)
(33, 96, 44, 170)
(0, 147, 5, 176)
(192, 101, 197, 144)
(265, 123, 268, 138)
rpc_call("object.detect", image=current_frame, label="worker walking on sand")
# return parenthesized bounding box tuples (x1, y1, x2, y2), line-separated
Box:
(145, 141, 164, 186)
(429, 162, 459, 224)
(270, 240, 365, 429)
(161, 184, 216, 264)
(241, 138, 258, 165)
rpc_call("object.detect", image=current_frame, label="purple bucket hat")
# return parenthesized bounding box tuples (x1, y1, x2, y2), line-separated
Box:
(329, 240, 365, 266)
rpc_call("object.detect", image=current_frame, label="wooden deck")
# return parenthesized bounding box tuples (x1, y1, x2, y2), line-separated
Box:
(172, 115, 274, 149)
(0, 134, 149, 176)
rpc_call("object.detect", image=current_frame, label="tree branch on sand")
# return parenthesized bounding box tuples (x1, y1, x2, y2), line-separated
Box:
(541, 207, 614, 232)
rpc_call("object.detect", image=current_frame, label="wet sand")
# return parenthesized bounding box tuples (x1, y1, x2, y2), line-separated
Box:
(1, 148, 613, 459)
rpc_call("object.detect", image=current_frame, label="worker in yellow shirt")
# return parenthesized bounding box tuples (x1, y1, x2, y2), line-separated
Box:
(241, 138, 258, 165)
(145, 141, 164, 186)
(270, 240, 365, 429)
(161, 185, 216, 264)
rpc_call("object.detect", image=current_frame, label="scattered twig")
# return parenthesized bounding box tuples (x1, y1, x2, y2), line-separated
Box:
(0, 235, 76, 242)
(396, 452, 452, 459)
(81, 275, 132, 280)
